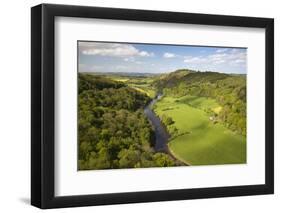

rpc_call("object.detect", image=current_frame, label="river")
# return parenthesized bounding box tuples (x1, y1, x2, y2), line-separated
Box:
(144, 94, 187, 165)
(144, 94, 171, 153)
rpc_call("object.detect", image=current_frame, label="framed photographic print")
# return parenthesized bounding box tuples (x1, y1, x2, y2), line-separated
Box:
(31, 3, 274, 209)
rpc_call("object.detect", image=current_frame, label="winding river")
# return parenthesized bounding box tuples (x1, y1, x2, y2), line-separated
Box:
(144, 94, 171, 153)
(144, 94, 187, 165)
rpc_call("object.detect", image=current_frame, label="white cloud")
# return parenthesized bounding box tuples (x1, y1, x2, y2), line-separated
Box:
(208, 53, 228, 63)
(139, 51, 154, 57)
(79, 42, 154, 57)
(184, 49, 246, 68)
(163, 52, 176, 58)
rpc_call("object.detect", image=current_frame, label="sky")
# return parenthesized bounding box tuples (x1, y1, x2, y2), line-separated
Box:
(78, 41, 247, 74)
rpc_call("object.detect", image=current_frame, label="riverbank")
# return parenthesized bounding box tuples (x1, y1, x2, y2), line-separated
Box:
(144, 94, 188, 166)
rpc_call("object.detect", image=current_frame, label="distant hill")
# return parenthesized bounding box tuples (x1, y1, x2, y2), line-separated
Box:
(154, 69, 237, 89)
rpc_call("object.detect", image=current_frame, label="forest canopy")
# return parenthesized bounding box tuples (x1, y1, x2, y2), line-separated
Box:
(78, 73, 176, 170)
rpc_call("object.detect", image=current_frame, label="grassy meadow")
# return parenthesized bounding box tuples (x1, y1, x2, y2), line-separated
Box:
(154, 95, 246, 165)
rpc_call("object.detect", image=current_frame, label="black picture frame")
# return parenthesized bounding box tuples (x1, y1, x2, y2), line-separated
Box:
(31, 3, 274, 209)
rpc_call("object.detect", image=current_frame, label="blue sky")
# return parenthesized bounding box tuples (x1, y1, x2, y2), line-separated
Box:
(78, 41, 247, 74)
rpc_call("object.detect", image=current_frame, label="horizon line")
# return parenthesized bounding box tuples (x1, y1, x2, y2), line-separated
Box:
(79, 69, 247, 75)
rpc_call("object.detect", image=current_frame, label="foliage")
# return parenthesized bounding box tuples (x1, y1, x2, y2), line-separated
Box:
(154, 70, 246, 136)
(161, 114, 174, 126)
(78, 73, 175, 170)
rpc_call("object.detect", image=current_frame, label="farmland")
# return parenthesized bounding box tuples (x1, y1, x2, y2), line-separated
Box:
(153, 95, 246, 165)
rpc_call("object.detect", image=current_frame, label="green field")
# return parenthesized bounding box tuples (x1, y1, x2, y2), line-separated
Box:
(107, 75, 156, 98)
(154, 95, 246, 165)
(178, 95, 222, 114)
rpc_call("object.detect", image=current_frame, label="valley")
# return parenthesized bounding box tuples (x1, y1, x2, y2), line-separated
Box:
(78, 69, 246, 169)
